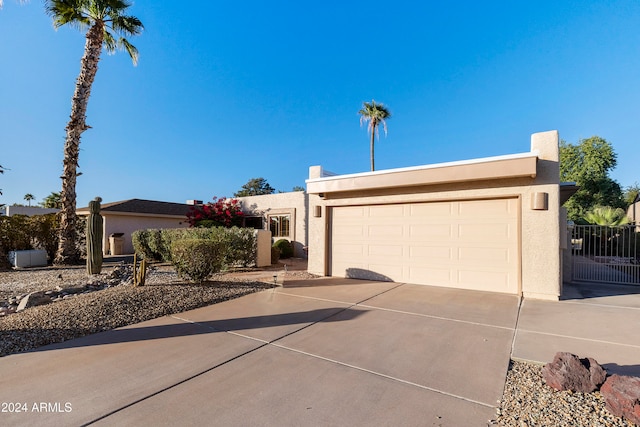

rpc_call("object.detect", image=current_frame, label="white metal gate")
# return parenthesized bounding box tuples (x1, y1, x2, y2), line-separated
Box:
(571, 224, 640, 285)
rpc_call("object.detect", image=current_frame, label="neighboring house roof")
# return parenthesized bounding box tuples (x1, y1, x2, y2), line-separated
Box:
(77, 199, 192, 217)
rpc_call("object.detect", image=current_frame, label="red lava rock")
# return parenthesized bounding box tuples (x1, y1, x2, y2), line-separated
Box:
(541, 352, 607, 393)
(601, 374, 640, 425)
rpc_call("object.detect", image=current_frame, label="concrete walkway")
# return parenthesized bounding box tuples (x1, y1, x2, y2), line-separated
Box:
(0, 279, 638, 426)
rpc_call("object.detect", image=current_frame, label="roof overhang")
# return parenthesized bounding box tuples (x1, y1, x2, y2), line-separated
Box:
(560, 182, 579, 205)
(306, 152, 538, 196)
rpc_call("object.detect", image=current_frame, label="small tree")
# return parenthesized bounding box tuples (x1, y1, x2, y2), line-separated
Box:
(24, 193, 35, 206)
(234, 178, 275, 197)
(583, 206, 630, 227)
(186, 197, 244, 228)
(560, 137, 625, 221)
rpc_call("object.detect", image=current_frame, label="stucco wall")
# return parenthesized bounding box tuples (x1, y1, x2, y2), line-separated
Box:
(5, 206, 59, 217)
(100, 213, 188, 254)
(306, 131, 562, 300)
(238, 192, 308, 258)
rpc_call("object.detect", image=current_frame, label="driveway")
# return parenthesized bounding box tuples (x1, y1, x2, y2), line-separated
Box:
(1, 279, 638, 426)
(0, 279, 519, 426)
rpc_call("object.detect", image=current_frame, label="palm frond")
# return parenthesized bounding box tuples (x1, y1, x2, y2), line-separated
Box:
(109, 14, 143, 36)
(118, 37, 138, 65)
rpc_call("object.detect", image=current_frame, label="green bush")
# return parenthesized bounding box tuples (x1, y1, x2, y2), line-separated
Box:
(0, 213, 85, 264)
(273, 239, 293, 259)
(133, 227, 257, 266)
(271, 246, 281, 264)
(170, 239, 224, 283)
(223, 227, 256, 267)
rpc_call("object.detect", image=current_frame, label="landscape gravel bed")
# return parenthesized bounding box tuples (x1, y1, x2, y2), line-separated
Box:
(0, 264, 270, 357)
(496, 360, 631, 426)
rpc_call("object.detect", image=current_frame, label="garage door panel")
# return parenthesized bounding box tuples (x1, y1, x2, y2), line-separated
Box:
(410, 203, 452, 216)
(458, 223, 513, 240)
(459, 247, 511, 263)
(457, 198, 515, 215)
(333, 224, 364, 237)
(330, 199, 519, 294)
(369, 205, 405, 217)
(368, 225, 404, 238)
(369, 245, 403, 256)
(409, 224, 453, 238)
(409, 246, 452, 259)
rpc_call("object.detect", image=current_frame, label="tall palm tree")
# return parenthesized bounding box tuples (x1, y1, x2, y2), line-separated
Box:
(358, 100, 391, 171)
(46, 0, 143, 264)
(24, 193, 35, 206)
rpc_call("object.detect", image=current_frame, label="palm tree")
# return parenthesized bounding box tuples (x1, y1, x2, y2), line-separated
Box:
(46, 0, 143, 264)
(584, 206, 630, 227)
(358, 100, 391, 171)
(24, 193, 35, 206)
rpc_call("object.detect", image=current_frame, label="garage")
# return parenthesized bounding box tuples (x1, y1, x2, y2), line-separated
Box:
(307, 131, 562, 300)
(330, 198, 520, 294)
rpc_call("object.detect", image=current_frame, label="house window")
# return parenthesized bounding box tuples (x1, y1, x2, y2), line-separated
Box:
(244, 216, 263, 229)
(269, 214, 290, 238)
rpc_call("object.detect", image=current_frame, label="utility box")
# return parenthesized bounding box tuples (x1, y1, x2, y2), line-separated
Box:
(8, 250, 48, 268)
(109, 233, 125, 255)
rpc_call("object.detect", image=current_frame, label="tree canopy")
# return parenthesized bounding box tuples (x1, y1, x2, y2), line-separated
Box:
(234, 177, 275, 197)
(560, 136, 625, 221)
(40, 192, 62, 209)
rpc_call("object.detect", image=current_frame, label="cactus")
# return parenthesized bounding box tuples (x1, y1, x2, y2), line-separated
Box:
(86, 197, 104, 275)
(133, 253, 147, 286)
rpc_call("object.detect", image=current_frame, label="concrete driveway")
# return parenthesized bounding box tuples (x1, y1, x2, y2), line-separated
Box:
(0, 279, 520, 426)
(1, 278, 638, 426)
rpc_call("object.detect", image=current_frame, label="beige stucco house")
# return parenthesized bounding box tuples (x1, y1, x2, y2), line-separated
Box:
(237, 191, 308, 258)
(305, 130, 566, 300)
(76, 131, 570, 300)
(77, 199, 191, 255)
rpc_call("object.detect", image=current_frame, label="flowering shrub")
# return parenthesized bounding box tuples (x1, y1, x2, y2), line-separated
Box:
(186, 197, 244, 228)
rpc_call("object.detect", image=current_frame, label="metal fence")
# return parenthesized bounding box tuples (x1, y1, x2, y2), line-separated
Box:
(571, 224, 640, 285)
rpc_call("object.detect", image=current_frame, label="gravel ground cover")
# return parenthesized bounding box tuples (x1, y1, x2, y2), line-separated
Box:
(0, 264, 271, 357)
(495, 360, 631, 426)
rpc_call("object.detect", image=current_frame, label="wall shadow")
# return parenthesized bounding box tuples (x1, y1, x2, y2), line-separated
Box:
(561, 282, 640, 300)
(345, 268, 393, 282)
(11, 307, 367, 355)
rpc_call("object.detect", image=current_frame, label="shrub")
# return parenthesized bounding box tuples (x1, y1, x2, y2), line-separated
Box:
(273, 239, 293, 259)
(133, 227, 258, 267)
(271, 246, 281, 264)
(170, 239, 224, 283)
(186, 197, 244, 228)
(223, 227, 256, 267)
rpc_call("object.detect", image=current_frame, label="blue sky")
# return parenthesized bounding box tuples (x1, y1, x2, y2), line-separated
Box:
(1, 1, 639, 207)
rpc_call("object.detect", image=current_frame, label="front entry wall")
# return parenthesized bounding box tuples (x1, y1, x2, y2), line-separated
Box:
(330, 198, 519, 294)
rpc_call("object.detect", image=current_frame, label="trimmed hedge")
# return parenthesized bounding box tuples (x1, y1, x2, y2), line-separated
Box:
(132, 227, 257, 268)
(273, 239, 293, 259)
(171, 239, 225, 283)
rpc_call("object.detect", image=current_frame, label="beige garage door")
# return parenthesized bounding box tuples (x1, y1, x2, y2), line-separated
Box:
(330, 198, 519, 293)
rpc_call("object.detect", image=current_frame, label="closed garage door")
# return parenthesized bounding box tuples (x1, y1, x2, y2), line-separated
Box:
(330, 198, 519, 294)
